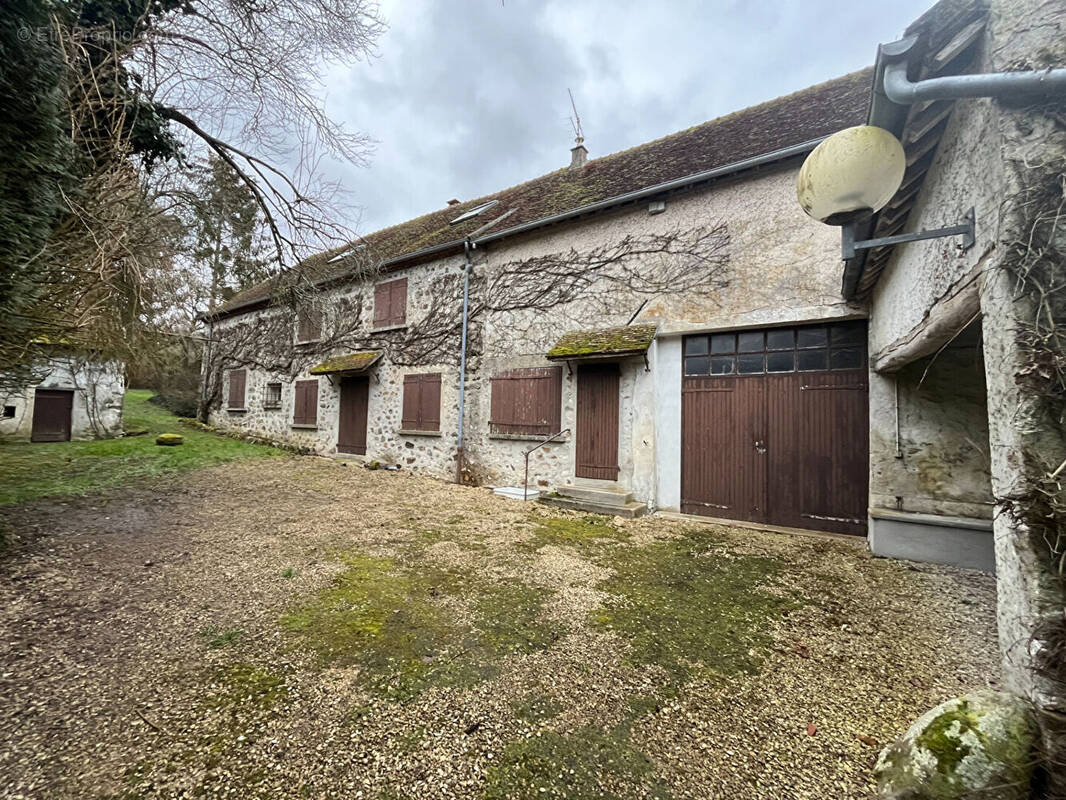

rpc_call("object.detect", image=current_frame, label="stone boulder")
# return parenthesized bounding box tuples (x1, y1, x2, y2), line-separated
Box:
(875, 690, 1037, 800)
(155, 433, 184, 446)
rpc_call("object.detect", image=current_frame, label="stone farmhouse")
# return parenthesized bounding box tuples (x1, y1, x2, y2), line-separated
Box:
(203, 0, 1062, 586)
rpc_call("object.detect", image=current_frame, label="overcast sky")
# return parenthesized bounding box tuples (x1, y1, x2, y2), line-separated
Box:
(320, 0, 934, 235)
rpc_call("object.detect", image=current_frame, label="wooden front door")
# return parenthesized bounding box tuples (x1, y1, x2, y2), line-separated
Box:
(575, 363, 620, 480)
(338, 377, 369, 455)
(680, 322, 869, 535)
(31, 389, 74, 443)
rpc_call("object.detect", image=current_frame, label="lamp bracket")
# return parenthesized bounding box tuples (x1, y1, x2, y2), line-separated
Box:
(842, 207, 974, 260)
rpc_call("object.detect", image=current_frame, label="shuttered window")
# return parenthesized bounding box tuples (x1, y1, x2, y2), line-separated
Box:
(228, 369, 246, 409)
(489, 367, 562, 436)
(293, 379, 319, 426)
(296, 306, 322, 343)
(373, 278, 407, 329)
(401, 373, 441, 431)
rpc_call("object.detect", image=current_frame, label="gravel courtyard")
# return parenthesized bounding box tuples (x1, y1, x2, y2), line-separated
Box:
(0, 456, 998, 799)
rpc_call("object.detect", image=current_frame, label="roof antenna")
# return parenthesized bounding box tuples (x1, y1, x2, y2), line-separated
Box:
(568, 88, 584, 142)
(568, 88, 588, 169)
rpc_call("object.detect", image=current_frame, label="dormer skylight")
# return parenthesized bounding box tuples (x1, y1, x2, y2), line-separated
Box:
(326, 243, 367, 264)
(450, 199, 500, 225)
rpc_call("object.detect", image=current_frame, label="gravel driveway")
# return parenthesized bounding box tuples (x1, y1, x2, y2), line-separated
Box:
(0, 456, 998, 799)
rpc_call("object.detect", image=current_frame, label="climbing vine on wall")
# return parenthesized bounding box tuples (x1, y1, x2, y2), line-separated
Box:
(201, 222, 731, 416)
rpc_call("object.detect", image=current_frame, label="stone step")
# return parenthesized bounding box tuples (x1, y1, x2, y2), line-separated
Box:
(538, 494, 648, 519)
(556, 485, 633, 507)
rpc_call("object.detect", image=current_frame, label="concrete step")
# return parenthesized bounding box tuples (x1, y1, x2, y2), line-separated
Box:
(557, 485, 633, 507)
(538, 494, 648, 519)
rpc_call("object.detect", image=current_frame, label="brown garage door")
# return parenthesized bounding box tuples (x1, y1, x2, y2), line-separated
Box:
(681, 321, 868, 536)
(31, 389, 74, 443)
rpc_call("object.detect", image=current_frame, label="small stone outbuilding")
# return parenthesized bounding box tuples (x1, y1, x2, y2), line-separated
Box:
(0, 351, 125, 442)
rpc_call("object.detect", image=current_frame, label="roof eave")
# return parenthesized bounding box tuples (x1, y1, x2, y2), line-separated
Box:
(209, 137, 828, 322)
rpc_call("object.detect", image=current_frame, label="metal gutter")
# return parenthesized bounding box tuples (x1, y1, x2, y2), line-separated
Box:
(209, 136, 826, 321)
(473, 137, 827, 246)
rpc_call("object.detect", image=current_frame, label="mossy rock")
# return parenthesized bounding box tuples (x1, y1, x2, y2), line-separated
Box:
(874, 690, 1037, 800)
(123, 426, 150, 437)
(155, 433, 184, 447)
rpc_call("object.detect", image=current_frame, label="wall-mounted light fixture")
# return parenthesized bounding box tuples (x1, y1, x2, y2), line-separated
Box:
(797, 34, 1066, 263)
(796, 124, 974, 260)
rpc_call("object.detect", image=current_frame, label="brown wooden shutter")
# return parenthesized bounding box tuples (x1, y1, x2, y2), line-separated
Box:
(374, 278, 408, 328)
(401, 373, 441, 431)
(390, 278, 407, 326)
(297, 307, 322, 342)
(373, 283, 390, 328)
(401, 374, 420, 429)
(293, 379, 318, 425)
(228, 369, 246, 408)
(489, 367, 561, 435)
(420, 373, 440, 431)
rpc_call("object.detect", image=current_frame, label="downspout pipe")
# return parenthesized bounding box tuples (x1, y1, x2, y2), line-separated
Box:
(883, 59, 1066, 105)
(455, 237, 474, 484)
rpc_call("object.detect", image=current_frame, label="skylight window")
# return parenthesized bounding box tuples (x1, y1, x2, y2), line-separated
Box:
(450, 199, 500, 225)
(326, 243, 366, 264)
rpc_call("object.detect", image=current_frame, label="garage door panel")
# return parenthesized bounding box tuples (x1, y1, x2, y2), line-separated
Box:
(681, 322, 868, 536)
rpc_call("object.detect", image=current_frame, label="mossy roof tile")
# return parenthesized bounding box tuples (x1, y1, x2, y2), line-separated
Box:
(309, 351, 382, 375)
(546, 324, 658, 360)
(214, 69, 873, 319)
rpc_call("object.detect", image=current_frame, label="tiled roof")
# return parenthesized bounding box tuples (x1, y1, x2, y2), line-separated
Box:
(546, 324, 659, 360)
(213, 68, 873, 319)
(309, 351, 382, 375)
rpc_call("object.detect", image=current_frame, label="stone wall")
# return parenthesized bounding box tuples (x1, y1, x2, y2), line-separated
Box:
(869, 336, 994, 519)
(208, 161, 856, 506)
(0, 356, 125, 441)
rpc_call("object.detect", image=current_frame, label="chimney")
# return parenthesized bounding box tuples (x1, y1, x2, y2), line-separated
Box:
(447, 198, 460, 206)
(569, 136, 588, 170)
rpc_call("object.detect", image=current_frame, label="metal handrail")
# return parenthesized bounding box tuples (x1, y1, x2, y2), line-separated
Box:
(523, 428, 571, 501)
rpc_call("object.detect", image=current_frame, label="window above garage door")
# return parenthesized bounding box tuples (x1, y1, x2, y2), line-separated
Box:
(683, 321, 866, 377)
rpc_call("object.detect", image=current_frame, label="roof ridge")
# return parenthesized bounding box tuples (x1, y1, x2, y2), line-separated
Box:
(212, 67, 873, 319)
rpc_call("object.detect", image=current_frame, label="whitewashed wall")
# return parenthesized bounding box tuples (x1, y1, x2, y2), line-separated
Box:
(0, 356, 124, 441)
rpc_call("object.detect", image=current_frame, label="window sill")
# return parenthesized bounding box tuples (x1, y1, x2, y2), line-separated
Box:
(295, 339, 321, 346)
(291, 423, 318, 430)
(263, 405, 281, 411)
(372, 323, 406, 334)
(227, 407, 248, 413)
(398, 428, 441, 437)
(488, 432, 569, 443)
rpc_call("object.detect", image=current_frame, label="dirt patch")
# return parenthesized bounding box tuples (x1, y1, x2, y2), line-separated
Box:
(0, 457, 999, 799)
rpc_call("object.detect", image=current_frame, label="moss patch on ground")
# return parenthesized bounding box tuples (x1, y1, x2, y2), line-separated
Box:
(591, 529, 793, 682)
(522, 515, 626, 552)
(0, 390, 284, 506)
(282, 552, 560, 701)
(482, 726, 673, 800)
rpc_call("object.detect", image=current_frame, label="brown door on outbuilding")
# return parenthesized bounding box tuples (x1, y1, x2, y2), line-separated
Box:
(31, 389, 74, 443)
(681, 322, 868, 536)
(338, 376, 369, 455)
(575, 363, 620, 480)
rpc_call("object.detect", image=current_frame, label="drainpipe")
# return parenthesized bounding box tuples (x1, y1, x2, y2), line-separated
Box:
(455, 238, 474, 484)
(883, 59, 1066, 105)
(878, 35, 1066, 107)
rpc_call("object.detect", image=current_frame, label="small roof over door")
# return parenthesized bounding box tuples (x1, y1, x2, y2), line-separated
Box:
(546, 323, 658, 361)
(309, 351, 382, 375)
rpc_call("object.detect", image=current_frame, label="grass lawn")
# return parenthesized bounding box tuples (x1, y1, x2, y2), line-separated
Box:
(0, 389, 284, 506)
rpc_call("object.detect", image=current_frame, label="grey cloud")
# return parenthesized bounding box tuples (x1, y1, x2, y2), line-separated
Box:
(319, 0, 934, 235)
